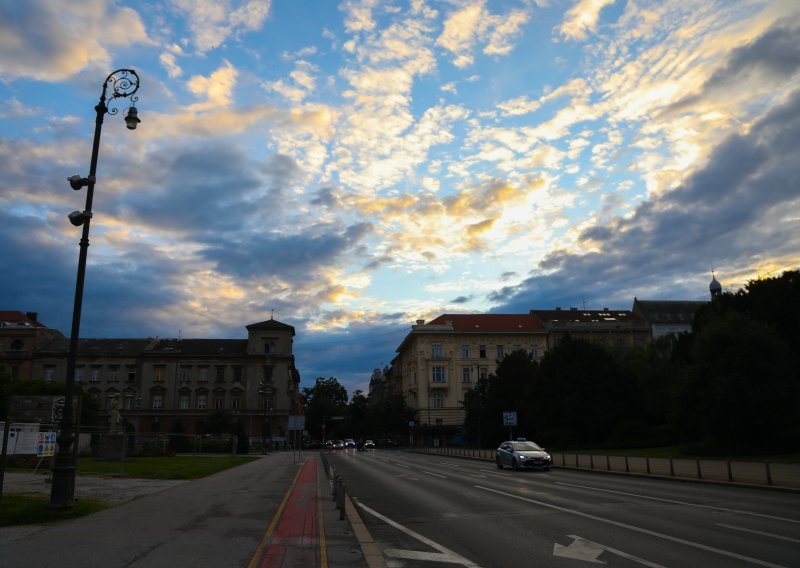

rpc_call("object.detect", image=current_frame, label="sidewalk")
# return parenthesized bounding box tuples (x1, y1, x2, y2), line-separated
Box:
(1, 453, 371, 567)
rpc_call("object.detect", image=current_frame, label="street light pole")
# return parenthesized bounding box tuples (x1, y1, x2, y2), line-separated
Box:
(49, 69, 141, 510)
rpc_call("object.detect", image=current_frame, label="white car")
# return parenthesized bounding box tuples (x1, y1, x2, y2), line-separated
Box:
(496, 440, 552, 470)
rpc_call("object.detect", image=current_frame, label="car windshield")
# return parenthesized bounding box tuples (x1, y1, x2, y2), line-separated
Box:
(512, 441, 542, 451)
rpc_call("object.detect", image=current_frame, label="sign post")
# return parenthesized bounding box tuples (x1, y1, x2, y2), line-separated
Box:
(503, 411, 517, 441)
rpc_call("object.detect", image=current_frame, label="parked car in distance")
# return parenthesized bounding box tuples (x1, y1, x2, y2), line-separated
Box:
(344, 438, 356, 448)
(332, 440, 344, 450)
(364, 439, 375, 449)
(496, 439, 552, 470)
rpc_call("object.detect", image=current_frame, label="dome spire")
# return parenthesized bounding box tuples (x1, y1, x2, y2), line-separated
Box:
(710, 271, 722, 298)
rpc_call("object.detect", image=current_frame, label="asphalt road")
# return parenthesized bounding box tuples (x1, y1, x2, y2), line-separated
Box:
(326, 449, 800, 568)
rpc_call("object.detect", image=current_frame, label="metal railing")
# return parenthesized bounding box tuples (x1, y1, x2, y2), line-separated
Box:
(412, 446, 800, 489)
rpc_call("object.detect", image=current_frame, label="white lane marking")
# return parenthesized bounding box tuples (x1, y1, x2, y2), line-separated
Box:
(423, 470, 448, 479)
(718, 524, 800, 543)
(358, 502, 482, 567)
(475, 485, 789, 568)
(554, 535, 666, 567)
(555, 481, 800, 524)
(396, 463, 410, 468)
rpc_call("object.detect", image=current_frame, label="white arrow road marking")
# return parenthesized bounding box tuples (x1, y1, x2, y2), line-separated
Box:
(475, 486, 789, 568)
(358, 502, 482, 567)
(554, 535, 667, 567)
(553, 536, 606, 564)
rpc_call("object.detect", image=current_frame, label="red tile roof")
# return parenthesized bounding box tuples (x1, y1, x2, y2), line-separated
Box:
(427, 313, 546, 332)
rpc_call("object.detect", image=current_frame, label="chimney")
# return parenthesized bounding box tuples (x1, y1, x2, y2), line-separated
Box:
(555, 307, 561, 311)
(26, 312, 38, 323)
(416, 319, 425, 326)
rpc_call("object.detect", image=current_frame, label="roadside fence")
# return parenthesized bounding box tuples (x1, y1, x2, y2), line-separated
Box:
(413, 446, 800, 490)
(320, 452, 347, 520)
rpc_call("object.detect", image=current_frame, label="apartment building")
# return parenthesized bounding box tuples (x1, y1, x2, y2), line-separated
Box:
(389, 308, 652, 440)
(2, 314, 301, 443)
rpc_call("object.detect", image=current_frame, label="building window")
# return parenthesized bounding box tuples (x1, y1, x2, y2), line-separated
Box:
(109, 367, 119, 383)
(44, 366, 55, 382)
(435, 418, 443, 426)
(432, 366, 446, 383)
(179, 394, 190, 409)
(197, 393, 207, 409)
(531, 344, 539, 358)
(180, 366, 191, 382)
(461, 345, 469, 359)
(89, 367, 101, 382)
(214, 397, 224, 410)
(479, 345, 486, 358)
(215, 366, 225, 382)
(154, 366, 165, 383)
(232, 397, 241, 410)
(462, 367, 471, 383)
(264, 340, 276, 354)
(152, 394, 163, 409)
(496, 345, 504, 359)
(433, 392, 444, 409)
(127, 367, 136, 381)
(233, 366, 242, 382)
(263, 365, 274, 381)
(199, 367, 208, 382)
(479, 367, 488, 379)
(75, 366, 83, 382)
(432, 343, 443, 359)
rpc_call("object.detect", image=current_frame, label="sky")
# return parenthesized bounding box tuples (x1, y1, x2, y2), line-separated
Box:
(1, 0, 799, 398)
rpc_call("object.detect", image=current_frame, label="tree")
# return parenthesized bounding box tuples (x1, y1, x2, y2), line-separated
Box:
(302, 377, 349, 441)
(534, 336, 638, 448)
(367, 393, 416, 443)
(347, 390, 369, 440)
(674, 311, 799, 453)
(462, 350, 539, 447)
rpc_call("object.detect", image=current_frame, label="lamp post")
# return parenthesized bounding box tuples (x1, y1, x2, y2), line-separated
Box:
(49, 69, 140, 510)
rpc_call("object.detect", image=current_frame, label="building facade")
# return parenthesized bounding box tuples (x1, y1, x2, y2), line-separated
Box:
(390, 314, 549, 430)
(389, 309, 653, 440)
(2, 314, 301, 445)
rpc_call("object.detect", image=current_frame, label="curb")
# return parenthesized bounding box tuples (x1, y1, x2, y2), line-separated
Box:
(344, 495, 386, 568)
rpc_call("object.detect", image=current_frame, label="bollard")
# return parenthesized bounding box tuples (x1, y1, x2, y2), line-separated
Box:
(765, 461, 772, 486)
(696, 458, 702, 480)
(589, 454, 594, 469)
(669, 457, 674, 477)
(338, 479, 346, 520)
(624, 456, 629, 473)
(646, 456, 651, 475)
(726, 460, 733, 482)
(606, 455, 610, 471)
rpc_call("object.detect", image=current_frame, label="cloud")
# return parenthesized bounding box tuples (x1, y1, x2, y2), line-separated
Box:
(491, 88, 800, 311)
(436, 1, 531, 68)
(0, 0, 150, 81)
(664, 24, 800, 116)
(558, 0, 618, 41)
(186, 60, 239, 109)
(170, 0, 271, 54)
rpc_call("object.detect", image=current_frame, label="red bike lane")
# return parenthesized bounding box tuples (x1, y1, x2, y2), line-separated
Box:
(251, 458, 322, 568)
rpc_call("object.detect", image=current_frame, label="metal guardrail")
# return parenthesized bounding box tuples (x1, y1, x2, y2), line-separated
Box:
(413, 446, 800, 490)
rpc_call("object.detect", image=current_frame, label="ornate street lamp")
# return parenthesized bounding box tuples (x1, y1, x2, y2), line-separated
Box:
(50, 69, 141, 509)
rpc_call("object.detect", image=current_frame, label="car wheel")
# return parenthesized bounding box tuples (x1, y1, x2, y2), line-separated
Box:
(512, 458, 519, 470)
(496, 457, 503, 469)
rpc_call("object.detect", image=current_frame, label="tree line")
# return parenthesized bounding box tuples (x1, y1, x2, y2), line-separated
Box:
(463, 271, 800, 455)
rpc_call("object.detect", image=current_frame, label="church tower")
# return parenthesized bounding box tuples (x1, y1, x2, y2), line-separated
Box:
(709, 272, 722, 299)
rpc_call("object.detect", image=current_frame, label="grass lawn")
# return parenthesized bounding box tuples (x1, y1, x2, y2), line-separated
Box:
(0, 495, 107, 527)
(77, 454, 259, 479)
(1, 454, 260, 527)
